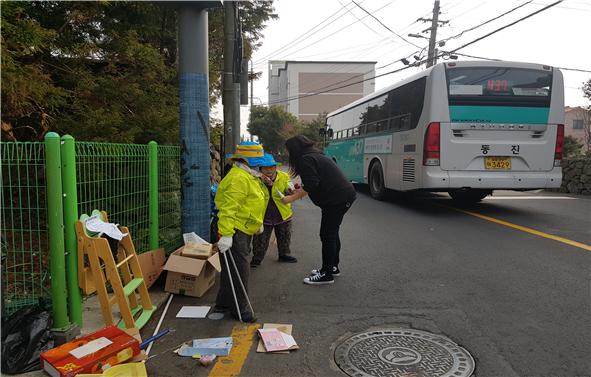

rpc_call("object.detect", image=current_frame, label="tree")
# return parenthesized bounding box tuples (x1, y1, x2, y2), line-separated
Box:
(1, 1, 277, 143)
(247, 105, 299, 155)
(297, 114, 326, 148)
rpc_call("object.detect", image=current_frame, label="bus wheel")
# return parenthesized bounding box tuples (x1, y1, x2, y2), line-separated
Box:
(369, 161, 387, 201)
(449, 189, 491, 203)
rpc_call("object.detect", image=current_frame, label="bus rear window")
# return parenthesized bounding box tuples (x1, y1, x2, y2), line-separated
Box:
(446, 67, 552, 107)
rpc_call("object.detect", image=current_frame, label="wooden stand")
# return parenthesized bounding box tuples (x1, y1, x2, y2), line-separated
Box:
(76, 211, 156, 329)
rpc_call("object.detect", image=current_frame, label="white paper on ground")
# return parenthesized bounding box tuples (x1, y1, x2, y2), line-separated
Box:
(176, 306, 211, 318)
(183, 232, 208, 245)
(85, 215, 128, 240)
(69, 337, 113, 359)
(279, 331, 297, 348)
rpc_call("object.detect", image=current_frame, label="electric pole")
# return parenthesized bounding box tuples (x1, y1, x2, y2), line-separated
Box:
(250, 59, 254, 142)
(412, 0, 448, 67)
(223, 1, 238, 159)
(427, 0, 440, 67)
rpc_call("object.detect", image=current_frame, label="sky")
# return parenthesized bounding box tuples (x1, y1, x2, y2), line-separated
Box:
(222, 0, 591, 137)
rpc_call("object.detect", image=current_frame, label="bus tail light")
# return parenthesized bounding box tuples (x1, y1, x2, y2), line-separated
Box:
(554, 124, 564, 167)
(423, 122, 441, 166)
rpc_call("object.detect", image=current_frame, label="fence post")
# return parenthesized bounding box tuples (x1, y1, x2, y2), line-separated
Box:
(149, 141, 159, 250)
(61, 135, 83, 327)
(44, 133, 71, 331)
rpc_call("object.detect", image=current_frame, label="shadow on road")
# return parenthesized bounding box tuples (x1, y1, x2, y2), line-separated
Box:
(353, 184, 534, 218)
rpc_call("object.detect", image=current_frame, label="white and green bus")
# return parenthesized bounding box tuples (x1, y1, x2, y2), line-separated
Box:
(322, 61, 565, 202)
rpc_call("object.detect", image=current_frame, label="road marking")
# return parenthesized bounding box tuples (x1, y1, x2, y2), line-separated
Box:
(448, 206, 591, 252)
(483, 196, 576, 200)
(209, 323, 260, 377)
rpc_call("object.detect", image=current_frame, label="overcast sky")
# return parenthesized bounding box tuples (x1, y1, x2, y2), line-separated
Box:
(224, 0, 591, 136)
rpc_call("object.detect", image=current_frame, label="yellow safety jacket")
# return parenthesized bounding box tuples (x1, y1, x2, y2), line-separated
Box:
(270, 171, 293, 221)
(215, 166, 267, 236)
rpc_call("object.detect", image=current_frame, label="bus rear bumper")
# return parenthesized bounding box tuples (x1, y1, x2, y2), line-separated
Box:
(422, 167, 562, 190)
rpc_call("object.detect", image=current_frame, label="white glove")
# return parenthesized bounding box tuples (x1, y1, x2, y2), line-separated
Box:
(256, 224, 265, 235)
(217, 236, 233, 253)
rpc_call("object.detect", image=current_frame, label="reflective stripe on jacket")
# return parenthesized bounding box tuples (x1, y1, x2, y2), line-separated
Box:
(215, 166, 267, 236)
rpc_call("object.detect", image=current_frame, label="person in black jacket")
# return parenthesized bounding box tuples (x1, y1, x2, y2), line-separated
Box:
(285, 135, 356, 285)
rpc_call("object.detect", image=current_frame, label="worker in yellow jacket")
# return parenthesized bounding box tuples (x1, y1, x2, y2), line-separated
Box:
(214, 141, 267, 322)
(251, 154, 300, 267)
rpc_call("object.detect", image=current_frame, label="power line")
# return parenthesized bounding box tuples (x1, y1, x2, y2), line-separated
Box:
(253, 1, 353, 65)
(337, 0, 382, 36)
(351, 0, 422, 49)
(442, 51, 591, 73)
(260, 0, 570, 107)
(269, 1, 395, 63)
(438, 0, 533, 46)
(265, 58, 428, 106)
(450, 0, 564, 53)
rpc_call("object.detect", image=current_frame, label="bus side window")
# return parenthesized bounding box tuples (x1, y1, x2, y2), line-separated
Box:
(353, 127, 360, 137)
(400, 114, 411, 131)
(366, 123, 377, 134)
(390, 117, 401, 132)
(359, 124, 366, 135)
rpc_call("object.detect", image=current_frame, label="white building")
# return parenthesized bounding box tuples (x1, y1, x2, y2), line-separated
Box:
(268, 60, 376, 122)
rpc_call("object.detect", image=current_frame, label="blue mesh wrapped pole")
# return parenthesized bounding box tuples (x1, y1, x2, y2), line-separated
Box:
(178, 3, 216, 240)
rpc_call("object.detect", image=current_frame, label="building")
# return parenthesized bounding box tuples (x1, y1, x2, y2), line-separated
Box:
(268, 60, 376, 122)
(564, 106, 590, 148)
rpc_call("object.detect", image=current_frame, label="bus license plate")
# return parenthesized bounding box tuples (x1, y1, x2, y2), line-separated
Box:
(485, 157, 511, 170)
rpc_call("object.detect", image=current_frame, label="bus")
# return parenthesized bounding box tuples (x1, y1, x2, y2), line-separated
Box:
(322, 61, 564, 202)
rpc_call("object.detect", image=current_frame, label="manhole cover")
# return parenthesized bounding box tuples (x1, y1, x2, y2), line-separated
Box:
(334, 329, 474, 377)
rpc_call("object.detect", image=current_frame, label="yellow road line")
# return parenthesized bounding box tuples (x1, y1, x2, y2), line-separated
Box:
(209, 324, 260, 377)
(447, 206, 591, 252)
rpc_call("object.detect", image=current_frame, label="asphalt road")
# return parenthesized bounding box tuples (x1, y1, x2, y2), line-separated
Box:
(143, 189, 590, 377)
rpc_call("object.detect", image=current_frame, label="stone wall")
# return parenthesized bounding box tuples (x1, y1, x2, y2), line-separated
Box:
(210, 145, 222, 184)
(558, 158, 591, 195)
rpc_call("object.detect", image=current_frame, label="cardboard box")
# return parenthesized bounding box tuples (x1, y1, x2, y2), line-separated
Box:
(40, 326, 140, 377)
(180, 242, 214, 259)
(136, 248, 165, 288)
(163, 248, 221, 297)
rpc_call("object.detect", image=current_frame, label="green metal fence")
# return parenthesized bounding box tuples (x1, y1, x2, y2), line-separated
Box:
(1, 142, 50, 316)
(76, 142, 152, 253)
(158, 145, 183, 253)
(1, 137, 183, 318)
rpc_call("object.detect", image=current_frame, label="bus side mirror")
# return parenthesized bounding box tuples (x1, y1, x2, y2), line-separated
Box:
(327, 129, 334, 138)
(319, 128, 326, 136)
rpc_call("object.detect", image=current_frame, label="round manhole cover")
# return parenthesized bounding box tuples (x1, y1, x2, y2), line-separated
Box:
(334, 329, 474, 377)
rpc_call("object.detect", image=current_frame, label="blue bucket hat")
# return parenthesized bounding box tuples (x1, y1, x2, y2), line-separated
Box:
(258, 154, 282, 167)
(226, 141, 266, 167)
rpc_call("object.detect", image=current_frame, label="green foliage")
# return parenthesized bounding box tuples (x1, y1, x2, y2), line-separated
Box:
(1, 1, 276, 143)
(247, 106, 327, 158)
(298, 114, 326, 148)
(247, 105, 299, 155)
(564, 135, 583, 158)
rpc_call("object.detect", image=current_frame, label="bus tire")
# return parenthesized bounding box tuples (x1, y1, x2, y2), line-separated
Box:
(449, 189, 491, 203)
(369, 161, 387, 201)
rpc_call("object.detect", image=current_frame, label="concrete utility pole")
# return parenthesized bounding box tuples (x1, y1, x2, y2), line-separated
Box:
(249, 59, 254, 142)
(178, 1, 220, 240)
(223, 1, 241, 158)
(426, 0, 440, 68)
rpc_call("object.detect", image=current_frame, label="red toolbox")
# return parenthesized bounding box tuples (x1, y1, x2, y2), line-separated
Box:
(40, 325, 140, 377)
